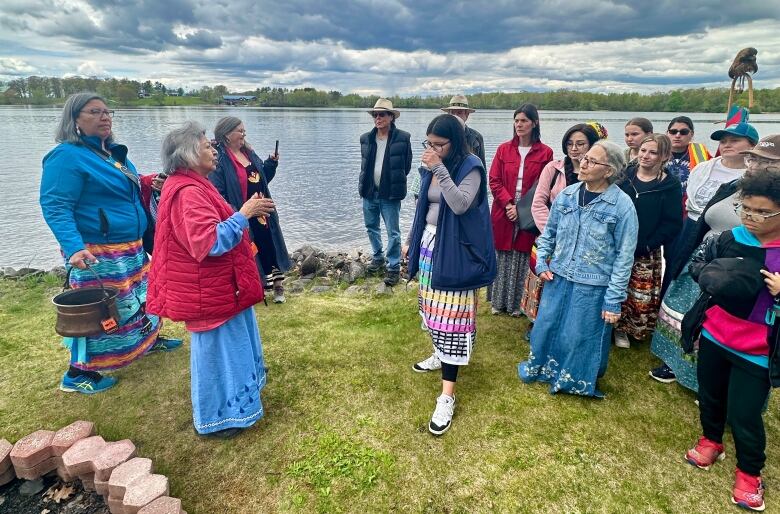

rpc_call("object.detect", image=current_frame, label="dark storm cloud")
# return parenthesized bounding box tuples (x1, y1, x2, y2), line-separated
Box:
(0, 0, 778, 94)
(1, 0, 775, 54)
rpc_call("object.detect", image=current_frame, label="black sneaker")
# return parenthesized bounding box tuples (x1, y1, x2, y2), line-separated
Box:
(649, 364, 676, 383)
(384, 270, 400, 286)
(196, 427, 244, 439)
(366, 259, 385, 274)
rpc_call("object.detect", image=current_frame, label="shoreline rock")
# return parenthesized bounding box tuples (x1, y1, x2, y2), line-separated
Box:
(1, 246, 411, 295)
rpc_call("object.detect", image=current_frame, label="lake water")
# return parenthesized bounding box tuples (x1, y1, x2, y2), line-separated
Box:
(2, 106, 780, 268)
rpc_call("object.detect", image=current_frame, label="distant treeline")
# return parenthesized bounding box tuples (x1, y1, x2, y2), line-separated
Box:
(1, 75, 778, 113)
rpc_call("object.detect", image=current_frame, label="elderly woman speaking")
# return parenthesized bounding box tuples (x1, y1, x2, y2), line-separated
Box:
(518, 141, 638, 398)
(147, 122, 274, 438)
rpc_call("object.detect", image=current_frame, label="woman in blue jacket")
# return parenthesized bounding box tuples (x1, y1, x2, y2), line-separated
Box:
(518, 140, 638, 397)
(209, 116, 291, 303)
(406, 114, 496, 435)
(39, 93, 180, 395)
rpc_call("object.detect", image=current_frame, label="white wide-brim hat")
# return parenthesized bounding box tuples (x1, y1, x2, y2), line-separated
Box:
(367, 98, 400, 118)
(441, 94, 475, 113)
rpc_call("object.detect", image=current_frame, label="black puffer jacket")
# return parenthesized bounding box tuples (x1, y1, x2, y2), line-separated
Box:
(359, 124, 412, 201)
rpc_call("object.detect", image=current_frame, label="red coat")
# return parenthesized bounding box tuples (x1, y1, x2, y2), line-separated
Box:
(146, 169, 263, 323)
(489, 138, 553, 252)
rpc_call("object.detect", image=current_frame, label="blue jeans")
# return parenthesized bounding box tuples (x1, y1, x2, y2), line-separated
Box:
(362, 196, 401, 271)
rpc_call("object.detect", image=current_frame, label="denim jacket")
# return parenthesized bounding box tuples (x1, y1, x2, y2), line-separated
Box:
(535, 182, 638, 313)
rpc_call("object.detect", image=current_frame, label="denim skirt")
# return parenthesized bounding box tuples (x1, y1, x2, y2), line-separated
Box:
(518, 275, 612, 397)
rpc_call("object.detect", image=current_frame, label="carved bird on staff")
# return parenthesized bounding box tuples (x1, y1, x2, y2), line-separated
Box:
(727, 47, 758, 110)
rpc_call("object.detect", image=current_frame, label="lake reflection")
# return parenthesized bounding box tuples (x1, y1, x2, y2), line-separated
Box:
(2, 106, 779, 268)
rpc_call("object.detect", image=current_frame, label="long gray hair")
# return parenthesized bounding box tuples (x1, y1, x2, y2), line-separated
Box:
(55, 92, 112, 144)
(214, 116, 242, 146)
(593, 140, 627, 184)
(161, 121, 207, 173)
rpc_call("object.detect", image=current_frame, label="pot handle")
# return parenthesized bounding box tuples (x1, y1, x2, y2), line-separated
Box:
(63, 261, 110, 299)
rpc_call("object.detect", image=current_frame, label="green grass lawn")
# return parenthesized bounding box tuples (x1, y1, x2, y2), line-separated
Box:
(1, 275, 778, 513)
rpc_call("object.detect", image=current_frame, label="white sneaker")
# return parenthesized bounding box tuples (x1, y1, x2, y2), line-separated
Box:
(413, 353, 441, 373)
(429, 394, 455, 435)
(614, 330, 630, 349)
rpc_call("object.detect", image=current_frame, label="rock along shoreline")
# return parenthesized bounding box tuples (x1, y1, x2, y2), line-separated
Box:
(1, 245, 412, 296)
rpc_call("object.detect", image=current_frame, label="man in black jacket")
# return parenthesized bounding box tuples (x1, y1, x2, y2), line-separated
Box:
(441, 95, 485, 167)
(359, 98, 412, 286)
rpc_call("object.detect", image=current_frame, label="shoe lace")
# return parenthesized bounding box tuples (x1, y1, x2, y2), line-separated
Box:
(432, 397, 453, 425)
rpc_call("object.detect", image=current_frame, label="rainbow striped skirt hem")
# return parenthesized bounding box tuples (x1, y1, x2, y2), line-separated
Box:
(63, 239, 161, 371)
(418, 225, 477, 366)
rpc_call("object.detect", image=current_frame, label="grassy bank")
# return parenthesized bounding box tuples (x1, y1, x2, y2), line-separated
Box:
(0, 275, 778, 513)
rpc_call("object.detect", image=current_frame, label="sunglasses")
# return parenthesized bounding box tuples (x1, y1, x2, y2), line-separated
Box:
(668, 128, 691, 136)
(371, 112, 391, 118)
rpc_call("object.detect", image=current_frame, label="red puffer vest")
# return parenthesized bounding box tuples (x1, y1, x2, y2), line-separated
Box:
(146, 169, 263, 322)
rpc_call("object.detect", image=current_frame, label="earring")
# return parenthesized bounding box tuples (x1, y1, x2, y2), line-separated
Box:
(75, 125, 82, 136)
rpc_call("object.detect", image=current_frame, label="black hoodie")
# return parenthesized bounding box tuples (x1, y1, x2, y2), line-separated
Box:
(618, 163, 683, 257)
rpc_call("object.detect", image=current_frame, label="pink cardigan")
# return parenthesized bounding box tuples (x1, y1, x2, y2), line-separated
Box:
(531, 159, 568, 234)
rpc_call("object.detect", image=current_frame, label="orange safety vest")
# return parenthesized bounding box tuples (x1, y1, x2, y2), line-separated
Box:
(688, 142, 712, 168)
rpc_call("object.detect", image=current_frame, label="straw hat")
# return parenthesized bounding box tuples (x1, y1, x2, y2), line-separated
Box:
(441, 95, 475, 113)
(367, 98, 400, 118)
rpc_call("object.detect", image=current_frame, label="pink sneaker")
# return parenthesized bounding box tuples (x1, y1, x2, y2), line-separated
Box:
(732, 468, 765, 512)
(685, 436, 725, 470)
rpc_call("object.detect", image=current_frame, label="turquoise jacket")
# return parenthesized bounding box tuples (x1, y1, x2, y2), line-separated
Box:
(40, 136, 147, 258)
(535, 182, 638, 313)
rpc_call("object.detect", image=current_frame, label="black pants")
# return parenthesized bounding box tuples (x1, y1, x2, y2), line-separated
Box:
(441, 362, 459, 382)
(698, 336, 771, 476)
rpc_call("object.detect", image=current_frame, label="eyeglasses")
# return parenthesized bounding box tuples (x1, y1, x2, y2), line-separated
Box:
(745, 156, 780, 172)
(667, 128, 691, 136)
(81, 109, 114, 118)
(580, 155, 610, 168)
(371, 111, 391, 118)
(422, 140, 450, 152)
(733, 202, 780, 223)
(566, 141, 589, 149)
(232, 129, 247, 135)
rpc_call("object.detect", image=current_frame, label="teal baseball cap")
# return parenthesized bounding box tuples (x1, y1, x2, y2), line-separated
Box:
(711, 122, 759, 145)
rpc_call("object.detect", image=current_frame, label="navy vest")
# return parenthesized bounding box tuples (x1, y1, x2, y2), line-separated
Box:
(406, 154, 496, 290)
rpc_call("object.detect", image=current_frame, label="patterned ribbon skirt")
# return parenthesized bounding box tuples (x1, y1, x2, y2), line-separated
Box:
(616, 248, 663, 340)
(63, 240, 161, 371)
(418, 225, 477, 366)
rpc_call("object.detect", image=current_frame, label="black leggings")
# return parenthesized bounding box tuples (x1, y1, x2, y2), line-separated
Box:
(698, 336, 771, 476)
(441, 362, 460, 382)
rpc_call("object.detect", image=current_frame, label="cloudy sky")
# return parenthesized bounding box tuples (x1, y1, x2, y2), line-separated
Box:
(1, 0, 779, 96)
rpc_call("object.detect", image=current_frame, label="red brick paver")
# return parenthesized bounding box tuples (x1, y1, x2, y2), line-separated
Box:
(108, 457, 153, 500)
(123, 474, 169, 514)
(9, 430, 54, 469)
(81, 471, 96, 491)
(52, 420, 95, 456)
(0, 439, 12, 474)
(108, 496, 124, 514)
(4, 423, 184, 513)
(95, 474, 110, 497)
(61, 435, 106, 476)
(14, 455, 58, 480)
(137, 496, 183, 514)
(94, 439, 137, 481)
(0, 439, 11, 467)
(0, 467, 15, 487)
